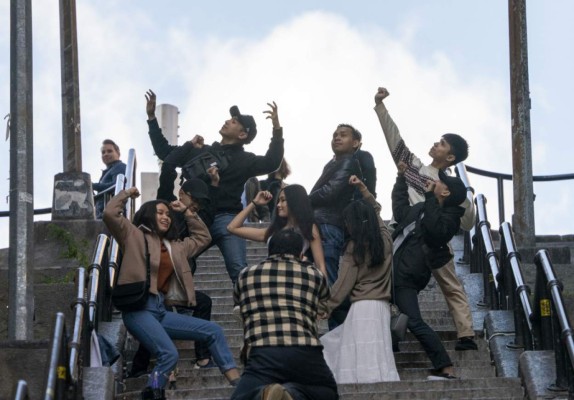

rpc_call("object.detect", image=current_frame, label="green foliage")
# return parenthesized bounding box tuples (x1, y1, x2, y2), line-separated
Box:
(45, 224, 91, 283)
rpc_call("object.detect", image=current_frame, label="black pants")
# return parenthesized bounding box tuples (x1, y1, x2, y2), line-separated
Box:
(394, 286, 452, 370)
(130, 290, 213, 374)
(230, 346, 338, 400)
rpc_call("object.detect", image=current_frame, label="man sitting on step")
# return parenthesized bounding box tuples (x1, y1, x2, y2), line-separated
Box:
(231, 229, 338, 400)
(374, 86, 478, 351)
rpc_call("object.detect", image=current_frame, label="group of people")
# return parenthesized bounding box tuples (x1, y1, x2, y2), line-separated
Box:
(96, 85, 477, 400)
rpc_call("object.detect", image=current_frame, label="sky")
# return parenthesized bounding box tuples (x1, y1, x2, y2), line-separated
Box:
(1, 1, 573, 249)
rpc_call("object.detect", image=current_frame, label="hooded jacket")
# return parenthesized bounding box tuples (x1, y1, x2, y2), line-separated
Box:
(103, 190, 211, 307)
(391, 175, 464, 291)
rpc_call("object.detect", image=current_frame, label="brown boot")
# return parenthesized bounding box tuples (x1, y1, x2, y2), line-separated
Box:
(261, 384, 293, 400)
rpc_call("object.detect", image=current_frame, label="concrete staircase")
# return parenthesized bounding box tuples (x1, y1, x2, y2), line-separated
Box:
(115, 236, 525, 399)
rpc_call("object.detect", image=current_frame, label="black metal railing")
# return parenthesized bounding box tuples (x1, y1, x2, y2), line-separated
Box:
(1, 148, 138, 219)
(43, 312, 74, 400)
(465, 165, 574, 225)
(533, 250, 574, 393)
(454, 163, 475, 265)
(498, 221, 535, 350)
(12, 380, 30, 400)
(471, 194, 501, 309)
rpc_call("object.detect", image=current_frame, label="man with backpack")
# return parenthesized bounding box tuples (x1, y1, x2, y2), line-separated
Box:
(145, 90, 284, 283)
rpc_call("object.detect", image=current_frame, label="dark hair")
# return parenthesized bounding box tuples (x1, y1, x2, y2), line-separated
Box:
(102, 139, 120, 154)
(337, 124, 362, 141)
(132, 200, 178, 240)
(268, 158, 291, 180)
(264, 184, 314, 243)
(268, 229, 304, 258)
(442, 133, 469, 164)
(342, 199, 385, 267)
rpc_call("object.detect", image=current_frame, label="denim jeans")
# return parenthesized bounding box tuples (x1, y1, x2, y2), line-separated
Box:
(130, 290, 213, 374)
(209, 213, 247, 283)
(231, 346, 339, 400)
(393, 286, 452, 370)
(122, 293, 236, 389)
(318, 224, 347, 329)
(318, 223, 344, 287)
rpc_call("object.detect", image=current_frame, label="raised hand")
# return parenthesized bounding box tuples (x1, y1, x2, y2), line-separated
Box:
(263, 101, 280, 130)
(126, 187, 140, 199)
(253, 190, 273, 206)
(374, 87, 390, 105)
(145, 89, 156, 120)
(191, 135, 205, 149)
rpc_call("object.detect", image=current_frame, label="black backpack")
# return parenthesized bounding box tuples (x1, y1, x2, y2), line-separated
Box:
(181, 148, 230, 184)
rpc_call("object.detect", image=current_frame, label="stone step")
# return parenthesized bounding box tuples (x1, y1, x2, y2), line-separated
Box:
(117, 377, 523, 400)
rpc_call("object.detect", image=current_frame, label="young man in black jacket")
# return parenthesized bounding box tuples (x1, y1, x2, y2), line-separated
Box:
(392, 162, 466, 380)
(144, 90, 284, 283)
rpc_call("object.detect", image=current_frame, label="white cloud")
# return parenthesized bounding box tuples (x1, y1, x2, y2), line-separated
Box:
(0, 5, 571, 249)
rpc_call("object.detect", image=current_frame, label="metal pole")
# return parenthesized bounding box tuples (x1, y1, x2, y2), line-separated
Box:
(59, 0, 82, 172)
(508, 0, 536, 247)
(9, 0, 35, 341)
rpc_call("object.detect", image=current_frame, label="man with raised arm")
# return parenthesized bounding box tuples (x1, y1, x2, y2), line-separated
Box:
(374, 87, 478, 351)
(145, 90, 284, 283)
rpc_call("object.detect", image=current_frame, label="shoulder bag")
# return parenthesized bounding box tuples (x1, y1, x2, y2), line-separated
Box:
(111, 234, 151, 312)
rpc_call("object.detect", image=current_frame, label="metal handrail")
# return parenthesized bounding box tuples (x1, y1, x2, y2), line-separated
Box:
(499, 221, 535, 350)
(87, 234, 110, 329)
(533, 249, 574, 393)
(124, 149, 137, 221)
(44, 312, 73, 400)
(472, 194, 501, 309)
(464, 165, 574, 224)
(455, 163, 475, 264)
(13, 380, 29, 400)
(69, 267, 87, 384)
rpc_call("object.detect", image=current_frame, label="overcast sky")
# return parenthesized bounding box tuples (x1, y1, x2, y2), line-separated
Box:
(1, 1, 573, 249)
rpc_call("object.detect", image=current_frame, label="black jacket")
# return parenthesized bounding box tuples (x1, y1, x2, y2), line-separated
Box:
(391, 175, 464, 291)
(309, 154, 361, 228)
(148, 118, 284, 213)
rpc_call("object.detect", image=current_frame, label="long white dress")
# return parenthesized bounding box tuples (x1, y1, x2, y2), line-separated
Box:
(320, 299, 400, 383)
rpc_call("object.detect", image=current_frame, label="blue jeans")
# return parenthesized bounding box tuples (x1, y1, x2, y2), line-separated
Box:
(318, 224, 344, 287)
(210, 213, 247, 283)
(318, 224, 348, 329)
(122, 293, 236, 389)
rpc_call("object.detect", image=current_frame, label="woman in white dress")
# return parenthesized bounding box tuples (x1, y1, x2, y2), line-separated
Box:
(320, 175, 400, 383)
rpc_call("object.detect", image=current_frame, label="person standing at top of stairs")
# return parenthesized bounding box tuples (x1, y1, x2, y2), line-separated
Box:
(373, 86, 478, 351)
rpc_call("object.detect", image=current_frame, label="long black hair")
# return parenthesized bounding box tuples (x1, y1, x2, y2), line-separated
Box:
(132, 200, 179, 240)
(264, 184, 314, 243)
(342, 199, 385, 267)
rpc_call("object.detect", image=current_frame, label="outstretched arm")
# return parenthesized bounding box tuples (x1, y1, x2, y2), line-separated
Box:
(373, 87, 424, 169)
(247, 102, 284, 177)
(146, 89, 178, 160)
(226, 191, 271, 242)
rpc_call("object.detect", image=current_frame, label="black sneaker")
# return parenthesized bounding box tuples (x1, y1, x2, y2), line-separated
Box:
(455, 337, 478, 351)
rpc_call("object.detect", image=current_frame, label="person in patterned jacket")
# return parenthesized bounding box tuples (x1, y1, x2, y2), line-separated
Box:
(231, 229, 338, 400)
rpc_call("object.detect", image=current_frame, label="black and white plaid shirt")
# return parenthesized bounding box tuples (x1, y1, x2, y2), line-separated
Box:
(234, 254, 330, 347)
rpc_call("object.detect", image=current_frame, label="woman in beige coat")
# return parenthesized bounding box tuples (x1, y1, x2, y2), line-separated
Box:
(104, 188, 240, 397)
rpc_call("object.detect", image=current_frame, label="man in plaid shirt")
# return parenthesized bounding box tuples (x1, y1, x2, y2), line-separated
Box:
(231, 229, 338, 400)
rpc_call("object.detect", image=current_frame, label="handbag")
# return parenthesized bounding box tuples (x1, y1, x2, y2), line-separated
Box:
(390, 303, 409, 342)
(112, 234, 150, 312)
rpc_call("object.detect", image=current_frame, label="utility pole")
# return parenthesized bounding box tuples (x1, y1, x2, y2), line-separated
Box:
(508, 0, 536, 247)
(59, 0, 82, 173)
(53, 0, 95, 220)
(9, 0, 35, 340)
